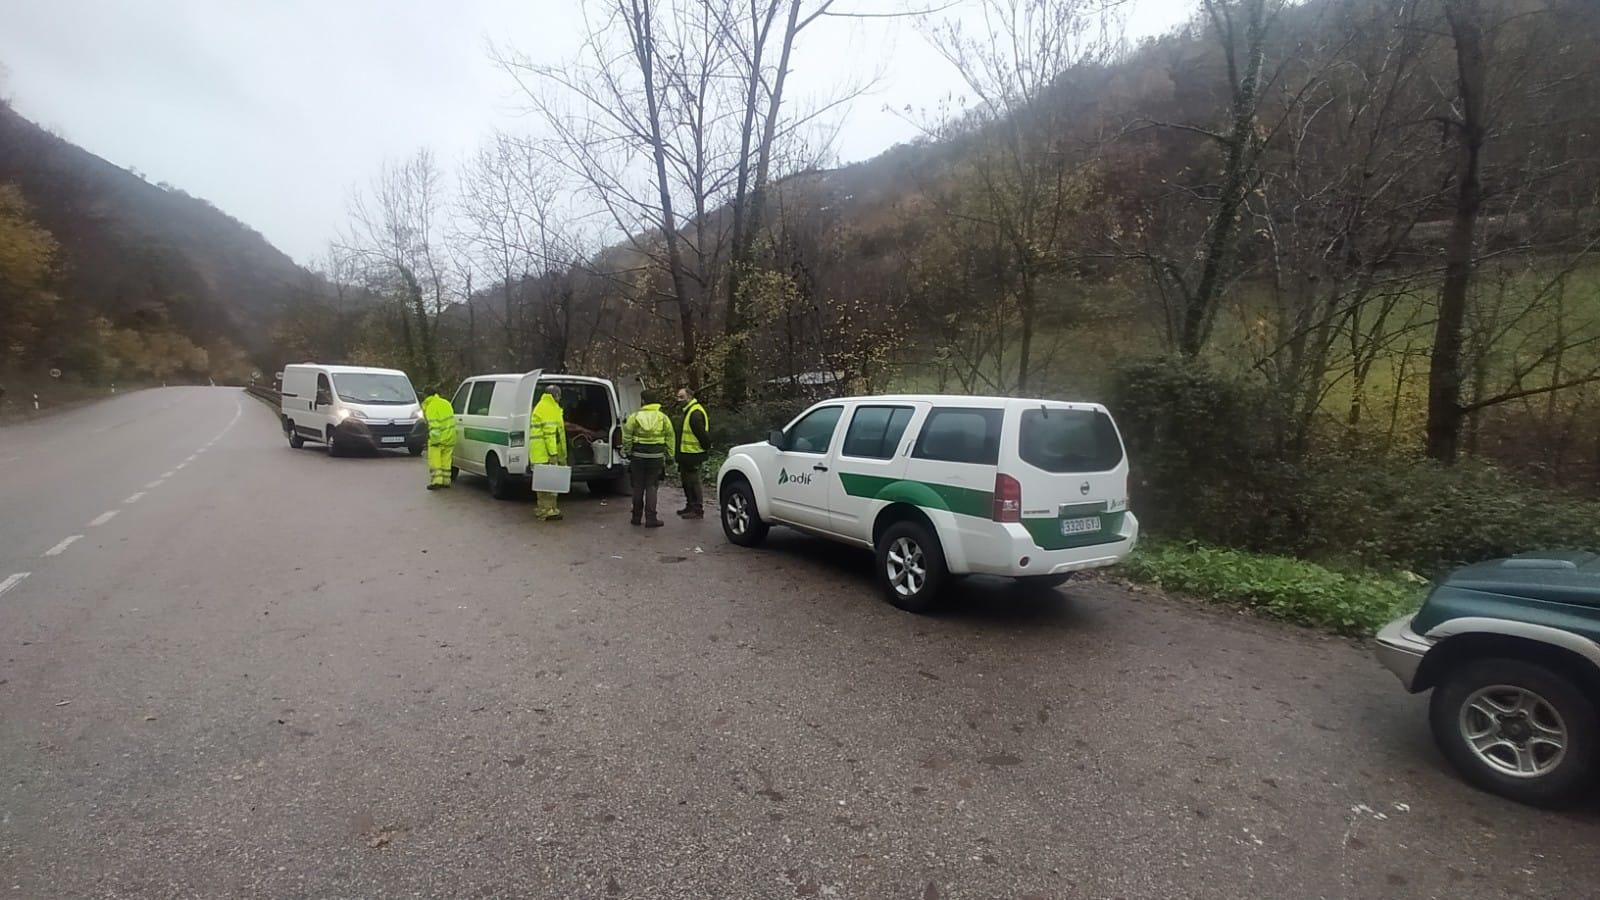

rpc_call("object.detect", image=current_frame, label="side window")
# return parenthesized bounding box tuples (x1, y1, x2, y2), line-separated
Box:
(841, 406, 915, 459)
(451, 382, 472, 414)
(467, 381, 496, 416)
(315, 374, 332, 404)
(784, 406, 843, 454)
(911, 408, 1003, 465)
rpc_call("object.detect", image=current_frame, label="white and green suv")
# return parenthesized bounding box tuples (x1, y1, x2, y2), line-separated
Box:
(716, 395, 1138, 611)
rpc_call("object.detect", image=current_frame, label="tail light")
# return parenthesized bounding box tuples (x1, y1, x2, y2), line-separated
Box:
(993, 473, 1022, 522)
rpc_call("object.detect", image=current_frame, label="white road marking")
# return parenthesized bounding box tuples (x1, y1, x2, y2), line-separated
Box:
(43, 536, 82, 557)
(162, 471, 175, 479)
(145, 479, 165, 489)
(0, 573, 28, 597)
(185, 455, 196, 463)
(174, 463, 186, 471)
(88, 510, 118, 527)
(124, 492, 146, 504)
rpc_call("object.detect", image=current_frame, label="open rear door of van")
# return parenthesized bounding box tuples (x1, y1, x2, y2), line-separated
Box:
(615, 374, 644, 417)
(508, 369, 543, 475)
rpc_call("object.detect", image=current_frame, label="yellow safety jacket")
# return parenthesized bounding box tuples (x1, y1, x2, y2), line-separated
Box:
(529, 394, 567, 465)
(623, 404, 675, 462)
(680, 400, 709, 455)
(422, 394, 456, 447)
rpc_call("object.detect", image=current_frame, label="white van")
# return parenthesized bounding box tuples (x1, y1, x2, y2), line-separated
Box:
(716, 395, 1138, 612)
(449, 370, 643, 499)
(279, 364, 425, 456)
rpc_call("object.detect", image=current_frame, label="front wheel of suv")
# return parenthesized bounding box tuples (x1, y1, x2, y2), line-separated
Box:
(1429, 657, 1597, 808)
(875, 520, 949, 614)
(720, 479, 768, 547)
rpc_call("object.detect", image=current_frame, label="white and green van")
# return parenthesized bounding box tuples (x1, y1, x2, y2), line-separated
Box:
(716, 395, 1138, 612)
(449, 370, 642, 499)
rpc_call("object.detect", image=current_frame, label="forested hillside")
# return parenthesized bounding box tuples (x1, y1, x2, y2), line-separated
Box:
(0, 98, 318, 388)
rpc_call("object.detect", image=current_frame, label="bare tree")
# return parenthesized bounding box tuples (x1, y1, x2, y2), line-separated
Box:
(342, 149, 450, 384)
(923, 0, 1121, 392)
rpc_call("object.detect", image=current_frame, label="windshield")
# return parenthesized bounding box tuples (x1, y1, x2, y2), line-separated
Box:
(1018, 408, 1124, 473)
(332, 373, 416, 405)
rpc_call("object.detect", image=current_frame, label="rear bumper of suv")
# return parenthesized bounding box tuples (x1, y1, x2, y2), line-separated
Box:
(959, 512, 1139, 577)
(1375, 615, 1433, 691)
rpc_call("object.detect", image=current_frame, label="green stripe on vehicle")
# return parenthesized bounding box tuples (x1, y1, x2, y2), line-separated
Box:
(837, 472, 992, 519)
(462, 426, 511, 446)
(838, 472, 1126, 551)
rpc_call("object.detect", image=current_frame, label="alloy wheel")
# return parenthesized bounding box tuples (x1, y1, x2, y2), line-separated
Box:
(885, 536, 926, 598)
(1459, 684, 1568, 778)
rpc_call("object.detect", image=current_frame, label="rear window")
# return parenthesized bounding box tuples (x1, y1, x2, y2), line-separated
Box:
(467, 381, 496, 416)
(912, 408, 1002, 465)
(1018, 408, 1123, 473)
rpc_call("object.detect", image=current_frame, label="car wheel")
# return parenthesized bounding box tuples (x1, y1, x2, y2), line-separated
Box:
(719, 479, 768, 547)
(875, 520, 949, 614)
(486, 455, 515, 500)
(286, 421, 304, 449)
(325, 430, 341, 457)
(1429, 657, 1597, 808)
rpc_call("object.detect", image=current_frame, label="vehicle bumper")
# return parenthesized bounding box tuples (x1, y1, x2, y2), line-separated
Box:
(961, 512, 1139, 577)
(334, 419, 425, 450)
(1374, 615, 1432, 691)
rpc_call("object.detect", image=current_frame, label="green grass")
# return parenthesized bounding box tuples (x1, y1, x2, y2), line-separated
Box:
(1123, 541, 1426, 637)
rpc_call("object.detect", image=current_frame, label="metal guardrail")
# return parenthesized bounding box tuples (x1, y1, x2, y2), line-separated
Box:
(243, 384, 281, 405)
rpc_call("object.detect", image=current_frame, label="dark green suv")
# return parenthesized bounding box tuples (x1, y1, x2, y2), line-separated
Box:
(1376, 550, 1600, 807)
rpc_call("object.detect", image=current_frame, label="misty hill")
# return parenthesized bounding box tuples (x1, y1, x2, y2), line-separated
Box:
(0, 99, 317, 379)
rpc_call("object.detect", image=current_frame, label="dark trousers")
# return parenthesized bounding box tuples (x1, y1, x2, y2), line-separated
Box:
(631, 457, 665, 522)
(679, 453, 706, 511)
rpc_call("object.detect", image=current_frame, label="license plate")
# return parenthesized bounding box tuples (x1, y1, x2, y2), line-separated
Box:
(1060, 516, 1100, 536)
(381, 436, 405, 444)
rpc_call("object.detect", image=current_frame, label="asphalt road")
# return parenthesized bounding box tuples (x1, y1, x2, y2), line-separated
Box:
(2, 387, 1598, 899)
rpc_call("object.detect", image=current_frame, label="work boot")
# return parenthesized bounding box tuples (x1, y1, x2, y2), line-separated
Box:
(545, 512, 563, 522)
(683, 509, 704, 519)
(427, 483, 441, 491)
(645, 518, 665, 529)
(675, 508, 690, 517)
(630, 516, 642, 527)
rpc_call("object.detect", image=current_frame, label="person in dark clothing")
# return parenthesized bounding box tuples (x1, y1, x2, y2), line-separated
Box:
(675, 387, 710, 518)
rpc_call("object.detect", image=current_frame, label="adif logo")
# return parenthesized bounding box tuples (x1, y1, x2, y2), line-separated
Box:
(778, 468, 812, 486)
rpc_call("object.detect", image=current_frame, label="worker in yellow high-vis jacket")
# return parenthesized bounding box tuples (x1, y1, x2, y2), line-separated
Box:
(420, 385, 457, 490)
(675, 387, 710, 519)
(529, 385, 568, 521)
(622, 389, 676, 528)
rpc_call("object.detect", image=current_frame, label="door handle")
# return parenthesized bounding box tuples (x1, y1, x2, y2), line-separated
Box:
(813, 463, 829, 472)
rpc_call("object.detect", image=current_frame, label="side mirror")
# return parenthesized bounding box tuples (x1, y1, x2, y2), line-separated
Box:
(767, 429, 786, 449)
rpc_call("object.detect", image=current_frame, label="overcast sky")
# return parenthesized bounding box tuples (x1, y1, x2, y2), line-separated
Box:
(0, 0, 1191, 266)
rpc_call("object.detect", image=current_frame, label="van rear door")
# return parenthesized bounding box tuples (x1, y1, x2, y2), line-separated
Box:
(508, 370, 544, 474)
(1003, 403, 1129, 551)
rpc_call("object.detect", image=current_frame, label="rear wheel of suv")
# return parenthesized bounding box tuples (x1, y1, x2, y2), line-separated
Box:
(1429, 657, 1597, 808)
(875, 520, 949, 614)
(720, 479, 768, 547)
